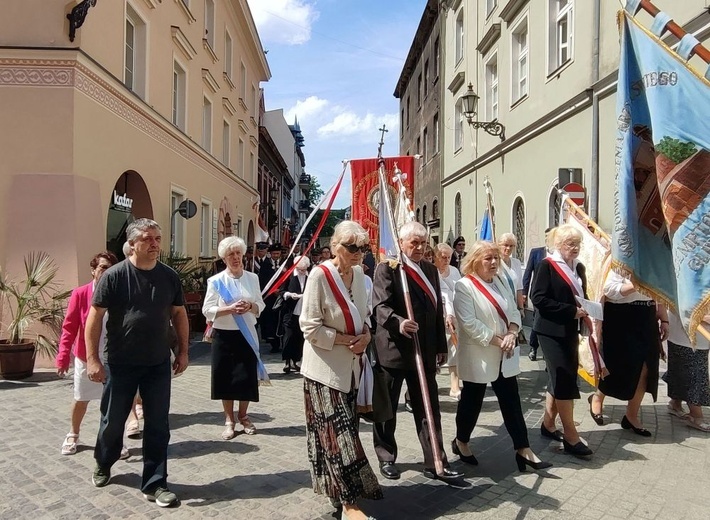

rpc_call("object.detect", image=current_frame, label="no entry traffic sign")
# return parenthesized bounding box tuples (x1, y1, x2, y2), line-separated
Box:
(563, 182, 586, 206)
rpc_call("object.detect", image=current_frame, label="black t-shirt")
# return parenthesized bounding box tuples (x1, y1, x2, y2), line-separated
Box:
(92, 260, 184, 366)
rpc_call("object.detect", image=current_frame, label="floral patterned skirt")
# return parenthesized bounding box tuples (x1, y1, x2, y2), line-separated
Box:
(303, 377, 383, 505)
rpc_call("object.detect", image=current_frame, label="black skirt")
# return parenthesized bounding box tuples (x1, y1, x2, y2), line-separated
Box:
(598, 302, 659, 401)
(538, 332, 580, 400)
(211, 328, 259, 402)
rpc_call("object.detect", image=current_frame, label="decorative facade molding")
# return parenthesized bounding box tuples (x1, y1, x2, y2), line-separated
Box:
(447, 70, 465, 94)
(171, 26, 197, 60)
(238, 97, 247, 111)
(223, 71, 235, 90)
(0, 61, 74, 86)
(222, 97, 236, 116)
(238, 119, 249, 134)
(174, 0, 196, 24)
(249, 135, 258, 147)
(201, 68, 219, 93)
(500, 0, 529, 23)
(203, 39, 219, 64)
(142, 0, 160, 9)
(477, 23, 502, 55)
(250, 116, 257, 128)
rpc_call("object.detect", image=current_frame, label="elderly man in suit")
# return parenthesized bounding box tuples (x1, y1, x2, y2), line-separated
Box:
(449, 236, 466, 270)
(372, 221, 463, 483)
(522, 228, 552, 361)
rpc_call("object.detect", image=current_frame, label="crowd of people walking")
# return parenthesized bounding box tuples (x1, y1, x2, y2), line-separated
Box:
(54, 218, 709, 518)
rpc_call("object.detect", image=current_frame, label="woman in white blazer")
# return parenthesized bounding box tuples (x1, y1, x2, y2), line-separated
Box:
(299, 220, 381, 520)
(452, 241, 551, 472)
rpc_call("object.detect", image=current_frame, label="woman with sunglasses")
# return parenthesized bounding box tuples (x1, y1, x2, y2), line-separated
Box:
(300, 221, 381, 520)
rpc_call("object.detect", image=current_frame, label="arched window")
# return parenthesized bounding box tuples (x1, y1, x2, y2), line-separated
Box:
(432, 198, 439, 219)
(423, 204, 428, 224)
(512, 197, 525, 260)
(455, 193, 462, 238)
(548, 185, 562, 227)
(416, 207, 421, 222)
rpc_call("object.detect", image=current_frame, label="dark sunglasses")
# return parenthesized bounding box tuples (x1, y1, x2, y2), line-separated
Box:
(341, 243, 370, 254)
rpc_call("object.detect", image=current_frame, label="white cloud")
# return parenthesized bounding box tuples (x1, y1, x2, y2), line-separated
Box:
(284, 96, 329, 124)
(247, 0, 319, 45)
(317, 111, 399, 140)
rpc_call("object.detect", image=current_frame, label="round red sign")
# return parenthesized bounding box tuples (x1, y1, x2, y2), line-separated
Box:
(563, 182, 586, 206)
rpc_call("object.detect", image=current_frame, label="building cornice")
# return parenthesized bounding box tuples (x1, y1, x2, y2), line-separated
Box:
(394, 0, 440, 98)
(202, 68, 219, 93)
(174, 0, 196, 24)
(447, 71, 466, 94)
(222, 97, 236, 116)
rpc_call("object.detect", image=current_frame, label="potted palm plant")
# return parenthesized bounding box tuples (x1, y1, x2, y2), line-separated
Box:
(0, 252, 71, 380)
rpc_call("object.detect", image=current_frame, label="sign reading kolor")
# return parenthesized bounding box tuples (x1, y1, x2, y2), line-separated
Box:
(111, 190, 134, 212)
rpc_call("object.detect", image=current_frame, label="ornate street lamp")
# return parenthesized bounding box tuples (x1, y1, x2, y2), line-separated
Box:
(460, 83, 506, 141)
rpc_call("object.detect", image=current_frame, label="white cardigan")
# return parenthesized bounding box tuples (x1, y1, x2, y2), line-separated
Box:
(299, 265, 369, 393)
(453, 275, 522, 384)
(202, 270, 265, 343)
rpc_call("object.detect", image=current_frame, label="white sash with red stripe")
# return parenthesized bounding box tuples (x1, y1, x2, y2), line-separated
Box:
(318, 261, 364, 335)
(403, 256, 438, 308)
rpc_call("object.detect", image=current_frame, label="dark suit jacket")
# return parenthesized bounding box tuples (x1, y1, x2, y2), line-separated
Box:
(531, 259, 588, 338)
(449, 251, 465, 270)
(253, 256, 275, 290)
(522, 246, 546, 297)
(373, 259, 446, 372)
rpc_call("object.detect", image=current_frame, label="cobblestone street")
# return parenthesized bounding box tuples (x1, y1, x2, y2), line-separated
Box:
(1, 339, 709, 519)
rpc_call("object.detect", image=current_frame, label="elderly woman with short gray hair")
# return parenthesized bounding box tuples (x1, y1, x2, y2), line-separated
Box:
(203, 236, 267, 440)
(434, 243, 462, 399)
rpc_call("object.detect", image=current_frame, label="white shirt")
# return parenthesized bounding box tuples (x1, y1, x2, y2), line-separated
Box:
(438, 265, 461, 317)
(667, 312, 710, 350)
(202, 270, 265, 332)
(603, 271, 652, 303)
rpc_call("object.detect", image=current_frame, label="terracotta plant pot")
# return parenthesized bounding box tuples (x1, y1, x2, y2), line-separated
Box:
(0, 340, 36, 380)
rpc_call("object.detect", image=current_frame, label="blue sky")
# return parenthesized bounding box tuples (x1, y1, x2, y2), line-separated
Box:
(246, 0, 427, 208)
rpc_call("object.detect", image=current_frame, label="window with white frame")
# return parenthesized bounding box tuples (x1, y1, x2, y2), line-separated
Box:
(549, 184, 562, 226)
(124, 4, 146, 99)
(486, 0, 497, 17)
(240, 62, 247, 99)
(485, 53, 499, 120)
(251, 85, 257, 118)
(511, 18, 528, 102)
(200, 201, 212, 257)
(433, 113, 439, 154)
(250, 152, 255, 185)
(455, 10, 464, 64)
(454, 99, 464, 151)
(202, 96, 212, 151)
(512, 197, 525, 260)
(204, 0, 215, 49)
(224, 31, 233, 79)
(222, 120, 230, 167)
(549, 0, 573, 73)
(171, 189, 186, 254)
(172, 61, 187, 130)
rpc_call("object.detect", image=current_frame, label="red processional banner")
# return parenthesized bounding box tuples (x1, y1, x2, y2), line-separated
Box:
(350, 156, 415, 247)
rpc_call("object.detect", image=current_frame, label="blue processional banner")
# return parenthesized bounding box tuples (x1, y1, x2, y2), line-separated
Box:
(613, 11, 710, 339)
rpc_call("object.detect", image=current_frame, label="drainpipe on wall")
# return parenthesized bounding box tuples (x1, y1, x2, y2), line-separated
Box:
(590, 0, 601, 222)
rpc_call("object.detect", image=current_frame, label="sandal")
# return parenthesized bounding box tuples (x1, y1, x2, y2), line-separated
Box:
(221, 421, 236, 440)
(61, 433, 79, 455)
(119, 445, 130, 460)
(685, 416, 710, 432)
(238, 415, 256, 435)
(667, 403, 689, 419)
(126, 421, 141, 439)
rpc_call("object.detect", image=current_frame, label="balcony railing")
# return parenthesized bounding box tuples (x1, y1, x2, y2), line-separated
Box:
(299, 174, 311, 188)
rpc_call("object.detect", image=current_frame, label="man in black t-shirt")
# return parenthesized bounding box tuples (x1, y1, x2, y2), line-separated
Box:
(86, 218, 189, 508)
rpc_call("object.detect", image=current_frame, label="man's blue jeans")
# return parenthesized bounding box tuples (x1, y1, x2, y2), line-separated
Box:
(94, 360, 171, 492)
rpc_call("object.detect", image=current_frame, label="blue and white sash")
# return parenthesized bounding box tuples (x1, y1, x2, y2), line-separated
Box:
(212, 277, 271, 385)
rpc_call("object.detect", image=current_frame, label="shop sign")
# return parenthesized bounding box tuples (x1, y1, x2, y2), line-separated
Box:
(111, 191, 133, 213)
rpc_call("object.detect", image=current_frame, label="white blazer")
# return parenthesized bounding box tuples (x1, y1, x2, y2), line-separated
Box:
(453, 275, 522, 384)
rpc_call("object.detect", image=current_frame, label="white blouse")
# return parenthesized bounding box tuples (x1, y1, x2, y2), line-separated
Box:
(438, 266, 461, 317)
(603, 270, 652, 303)
(202, 270, 265, 333)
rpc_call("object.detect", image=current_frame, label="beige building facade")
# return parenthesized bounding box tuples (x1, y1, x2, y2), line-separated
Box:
(0, 0, 269, 295)
(440, 0, 709, 260)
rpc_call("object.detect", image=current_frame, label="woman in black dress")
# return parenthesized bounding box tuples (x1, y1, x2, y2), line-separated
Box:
(203, 237, 269, 440)
(531, 225, 593, 458)
(281, 255, 310, 373)
(588, 271, 668, 436)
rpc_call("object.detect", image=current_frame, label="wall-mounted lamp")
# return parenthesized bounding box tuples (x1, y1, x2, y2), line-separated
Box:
(269, 188, 279, 202)
(461, 83, 506, 141)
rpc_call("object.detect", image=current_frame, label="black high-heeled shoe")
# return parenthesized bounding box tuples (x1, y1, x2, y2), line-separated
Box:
(621, 415, 652, 437)
(588, 395, 604, 425)
(562, 439, 593, 458)
(515, 453, 553, 472)
(451, 439, 478, 466)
